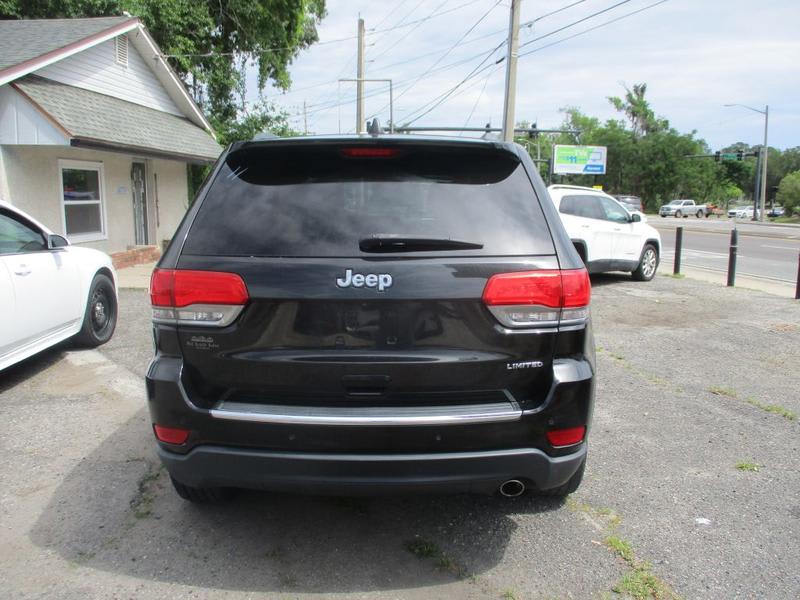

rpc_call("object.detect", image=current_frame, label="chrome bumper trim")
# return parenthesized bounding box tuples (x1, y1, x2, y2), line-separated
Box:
(210, 400, 522, 426)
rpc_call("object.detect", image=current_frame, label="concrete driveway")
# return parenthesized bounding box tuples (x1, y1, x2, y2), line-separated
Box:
(1, 275, 798, 599)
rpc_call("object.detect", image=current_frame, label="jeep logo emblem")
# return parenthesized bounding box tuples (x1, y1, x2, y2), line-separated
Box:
(336, 269, 393, 292)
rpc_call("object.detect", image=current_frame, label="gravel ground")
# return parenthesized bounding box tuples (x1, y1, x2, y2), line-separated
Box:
(0, 276, 798, 599)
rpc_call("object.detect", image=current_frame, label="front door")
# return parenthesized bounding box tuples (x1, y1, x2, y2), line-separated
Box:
(132, 162, 148, 245)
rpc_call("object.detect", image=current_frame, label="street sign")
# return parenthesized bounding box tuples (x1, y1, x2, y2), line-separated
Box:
(553, 145, 607, 174)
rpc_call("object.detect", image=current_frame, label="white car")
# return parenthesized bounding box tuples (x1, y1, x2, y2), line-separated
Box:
(732, 206, 759, 219)
(0, 200, 118, 371)
(547, 185, 662, 281)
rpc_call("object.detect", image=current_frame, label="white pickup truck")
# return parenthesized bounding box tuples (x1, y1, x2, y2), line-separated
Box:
(659, 199, 710, 218)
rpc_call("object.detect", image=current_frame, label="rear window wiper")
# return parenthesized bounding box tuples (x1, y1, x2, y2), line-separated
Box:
(359, 235, 484, 253)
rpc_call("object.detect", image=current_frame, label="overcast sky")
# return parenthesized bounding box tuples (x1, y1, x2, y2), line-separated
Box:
(248, 0, 799, 149)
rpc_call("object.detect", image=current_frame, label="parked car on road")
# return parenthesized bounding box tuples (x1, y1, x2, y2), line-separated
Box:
(730, 206, 760, 219)
(147, 135, 595, 502)
(768, 206, 785, 218)
(0, 200, 117, 371)
(548, 185, 661, 281)
(659, 199, 710, 218)
(615, 195, 644, 213)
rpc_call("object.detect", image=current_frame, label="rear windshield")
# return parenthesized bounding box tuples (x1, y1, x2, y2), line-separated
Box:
(182, 143, 555, 257)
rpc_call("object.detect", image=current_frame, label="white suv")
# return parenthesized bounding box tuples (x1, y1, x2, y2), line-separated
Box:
(547, 185, 661, 281)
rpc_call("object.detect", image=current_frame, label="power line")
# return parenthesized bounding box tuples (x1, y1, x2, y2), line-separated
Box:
(373, 0, 595, 126)
(399, 0, 661, 127)
(401, 44, 506, 125)
(367, 0, 503, 121)
(518, 0, 634, 51)
(369, 0, 451, 63)
(519, 0, 670, 58)
(461, 65, 499, 132)
(369, 0, 486, 37)
(302, 45, 504, 115)
(371, 0, 413, 30)
(521, 0, 590, 28)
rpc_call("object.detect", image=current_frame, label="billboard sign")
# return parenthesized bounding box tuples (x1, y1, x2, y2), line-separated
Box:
(553, 145, 607, 175)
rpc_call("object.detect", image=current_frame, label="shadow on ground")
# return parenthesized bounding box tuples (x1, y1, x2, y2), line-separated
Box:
(0, 345, 69, 393)
(29, 407, 564, 594)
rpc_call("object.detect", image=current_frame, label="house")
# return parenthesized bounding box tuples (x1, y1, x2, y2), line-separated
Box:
(0, 16, 221, 266)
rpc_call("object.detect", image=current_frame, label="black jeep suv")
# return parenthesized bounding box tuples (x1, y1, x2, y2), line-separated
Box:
(146, 135, 595, 501)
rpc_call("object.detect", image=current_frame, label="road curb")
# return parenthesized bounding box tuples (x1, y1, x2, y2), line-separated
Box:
(651, 222, 800, 241)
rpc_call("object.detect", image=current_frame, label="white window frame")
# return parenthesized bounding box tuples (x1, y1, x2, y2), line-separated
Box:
(58, 159, 107, 243)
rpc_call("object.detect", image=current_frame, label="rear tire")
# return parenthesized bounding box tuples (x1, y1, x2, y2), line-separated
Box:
(73, 273, 117, 347)
(696, 210, 703, 218)
(170, 476, 233, 503)
(538, 458, 585, 497)
(632, 244, 659, 281)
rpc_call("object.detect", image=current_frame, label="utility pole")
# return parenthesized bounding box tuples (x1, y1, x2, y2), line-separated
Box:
(356, 18, 365, 134)
(303, 100, 308, 135)
(723, 103, 769, 221)
(501, 0, 521, 142)
(759, 105, 769, 222)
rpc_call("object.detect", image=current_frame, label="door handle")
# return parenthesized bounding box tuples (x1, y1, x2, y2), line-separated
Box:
(613, 227, 622, 231)
(14, 264, 31, 276)
(581, 224, 591, 228)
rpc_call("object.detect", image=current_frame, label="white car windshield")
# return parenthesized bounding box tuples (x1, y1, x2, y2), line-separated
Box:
(669, 200, 683, 205)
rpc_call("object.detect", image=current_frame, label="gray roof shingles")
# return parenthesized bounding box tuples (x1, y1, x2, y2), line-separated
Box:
(0, 16, 133, 71)
(15, 75, 221, 162)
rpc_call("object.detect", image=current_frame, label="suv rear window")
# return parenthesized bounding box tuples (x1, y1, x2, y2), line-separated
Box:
(182, 143, 555, 257)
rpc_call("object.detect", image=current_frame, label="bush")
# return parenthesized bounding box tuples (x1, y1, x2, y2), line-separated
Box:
(776, 171, 800, 216)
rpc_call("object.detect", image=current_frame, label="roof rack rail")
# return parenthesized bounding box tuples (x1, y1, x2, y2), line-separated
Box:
(251, 131, 279, 141)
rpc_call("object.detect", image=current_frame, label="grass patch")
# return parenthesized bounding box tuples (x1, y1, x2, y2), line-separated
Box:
(746, 398, 796, 421)
(707, 386, 737, 398)
(605, 535, 635, 565)
(501, 590, 519, 600)
(404, 538, 439, 559)
(130, 463, 162, 519)
(771, 215, 800, 224)
(736, 462, 760, 472)
(668, 273, 685, 279)
(613, 562, 679, 599)
(566, 498, 623, 530)
(404, 537, 468, 579)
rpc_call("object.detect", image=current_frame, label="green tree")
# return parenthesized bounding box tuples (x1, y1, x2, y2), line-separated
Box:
(607, 83, 666, 138)
(776, 171, 800, 216)
(0, 0, 327, 125)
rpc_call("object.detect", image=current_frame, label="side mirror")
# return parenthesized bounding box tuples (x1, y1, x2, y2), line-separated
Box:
(48, 234, 70, 249)
(630, 213, 642, 223)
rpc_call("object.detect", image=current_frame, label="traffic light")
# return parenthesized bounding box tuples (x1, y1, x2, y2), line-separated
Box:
(714, 151, 721, 162)
(736, 150, 745, 161)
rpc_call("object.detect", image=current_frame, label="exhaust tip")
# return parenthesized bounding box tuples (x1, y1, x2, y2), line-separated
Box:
(499, 479, 525, 498)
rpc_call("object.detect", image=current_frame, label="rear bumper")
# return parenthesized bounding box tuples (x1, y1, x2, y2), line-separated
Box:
(158, 443, 587, 495)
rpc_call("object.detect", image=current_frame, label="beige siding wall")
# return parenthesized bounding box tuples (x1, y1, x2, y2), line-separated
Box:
(151, 158, 189, 248)
(0, 145, 188, 254)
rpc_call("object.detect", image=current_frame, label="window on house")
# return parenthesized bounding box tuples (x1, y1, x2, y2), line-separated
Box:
(59, 161, 105, 240)
(115, 35, 128, 67)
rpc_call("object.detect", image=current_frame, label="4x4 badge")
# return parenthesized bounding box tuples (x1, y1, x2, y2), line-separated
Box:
(336, 269, 393, 292)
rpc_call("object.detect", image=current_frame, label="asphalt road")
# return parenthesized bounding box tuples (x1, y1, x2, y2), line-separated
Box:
(652, 218, 800, 283)
(1, 280, 799, 599)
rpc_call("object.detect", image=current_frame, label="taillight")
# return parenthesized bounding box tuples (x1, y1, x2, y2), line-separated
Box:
(482, 269, 590, 329)
(546, 426, 586, 447)
(149, 269, 249, 327)
(153, 424, 190, 445)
